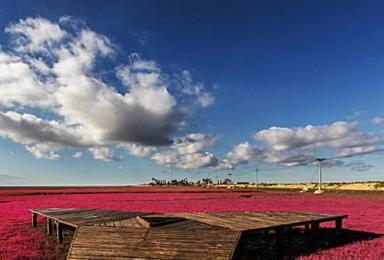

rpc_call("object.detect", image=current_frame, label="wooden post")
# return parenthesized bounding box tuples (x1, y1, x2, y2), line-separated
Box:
(31, 213, 37, 228)
(47, 218, 53, 235)
(335, 218, 343, 235)
(56, 222, 63, 243)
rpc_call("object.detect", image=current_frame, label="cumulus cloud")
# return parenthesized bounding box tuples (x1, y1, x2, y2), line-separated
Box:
(152, 151, 219, 169)
(5, 17, 66, 53)
(372, 117, 384, 125)
(0, 52, 54, 107)
(120, 143, 157, 157)
(150, 132, 228, 169)
(0, 16, 214, 164)
(228, 121, 383, 168)
(172, 133, 216, 154)
(0, 111, 90, 146)
(253, 122, 365, 151)
(88, 147, 116, 161)
(226, 142, 260, 165)
(25, 143, 61, 160)
(176, 152, 218, 169)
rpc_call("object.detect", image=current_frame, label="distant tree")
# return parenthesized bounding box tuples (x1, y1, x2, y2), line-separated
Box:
(222, 178, 233, 185)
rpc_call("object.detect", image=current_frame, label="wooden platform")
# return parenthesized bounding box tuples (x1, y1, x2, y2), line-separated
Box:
(29, 208, 347, 259)
(29, 208, 148, 228)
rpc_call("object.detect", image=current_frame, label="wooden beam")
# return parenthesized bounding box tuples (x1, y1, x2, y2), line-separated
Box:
(56, 222, 63, 243)
(47, 218, 53, 235)
(31, 213, 37, 228)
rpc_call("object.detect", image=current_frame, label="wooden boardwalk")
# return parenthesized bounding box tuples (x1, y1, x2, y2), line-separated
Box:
(29, 208, 347, 259)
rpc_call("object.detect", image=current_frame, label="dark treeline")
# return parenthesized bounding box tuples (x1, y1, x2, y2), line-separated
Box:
(149, 177, 234, 186)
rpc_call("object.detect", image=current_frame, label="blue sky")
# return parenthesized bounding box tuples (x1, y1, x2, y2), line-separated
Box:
(0, 0, 384, 185)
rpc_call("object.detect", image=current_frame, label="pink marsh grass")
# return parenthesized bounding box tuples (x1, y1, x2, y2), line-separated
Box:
(0, 187, 383, 259)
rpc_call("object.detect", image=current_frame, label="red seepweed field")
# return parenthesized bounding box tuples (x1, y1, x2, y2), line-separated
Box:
(0, 186, 383, 259)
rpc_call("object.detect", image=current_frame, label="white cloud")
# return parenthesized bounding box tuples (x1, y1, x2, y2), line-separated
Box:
(253, 121, 359, 151)
(0, 111, 92, 146)
(228, 121, 383, 168)
(5, 17, 66, 53)
(215, 159, 235, 170)
(0, 52, 54, 107)
(0, 111, 90, 146)
(151, 151, 178, 165)
(372, 117, 384, 125)
(88, 147, 116, 161)
(25, 143, 61, 160)
(0, 16, 214, 162)
(72, 152, 83, 159)
(150, 132, 227, 169)
(176, 152, 218, 169)
(151, 150, 219, 169)
(172, 133, 216, 154)
(226, 142, 259, 165)
(120, 143, 157, 157)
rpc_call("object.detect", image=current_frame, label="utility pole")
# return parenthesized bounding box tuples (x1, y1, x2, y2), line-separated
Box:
(255, 168, 259, 189)
(314, 158, 326, 194)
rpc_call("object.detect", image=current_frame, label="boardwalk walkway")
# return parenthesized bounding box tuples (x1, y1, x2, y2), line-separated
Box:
(29, 208, 347, 259)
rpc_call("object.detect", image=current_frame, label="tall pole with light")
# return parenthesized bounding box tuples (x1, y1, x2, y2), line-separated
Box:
(314, 158, 326, 194)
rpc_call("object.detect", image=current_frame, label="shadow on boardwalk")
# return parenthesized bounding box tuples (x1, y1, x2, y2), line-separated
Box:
(233, 228, 382, 260)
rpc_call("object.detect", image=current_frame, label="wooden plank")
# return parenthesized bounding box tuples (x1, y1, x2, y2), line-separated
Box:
(173, 212, 348, 232)
(68, 226, 240, 260)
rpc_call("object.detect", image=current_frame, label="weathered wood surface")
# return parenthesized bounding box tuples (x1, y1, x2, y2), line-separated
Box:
(29, 208, 148, 227)
(29, 208, 347, 260)
(68, 226, 240, 260)
(153, 212, 348, 231)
